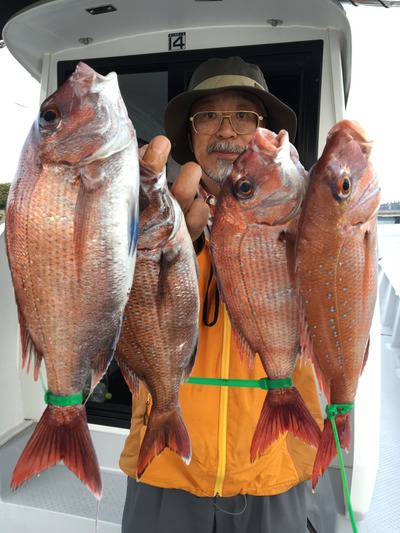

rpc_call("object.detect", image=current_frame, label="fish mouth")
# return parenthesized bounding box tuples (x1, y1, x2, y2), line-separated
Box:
(72, 62, 117, 84)
(70, 62, 118, 98)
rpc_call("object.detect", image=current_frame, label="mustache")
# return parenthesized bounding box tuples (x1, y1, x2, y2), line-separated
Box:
(207, 141, 246, 155)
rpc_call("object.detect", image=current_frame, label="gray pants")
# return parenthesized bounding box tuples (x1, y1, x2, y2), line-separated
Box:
(121, 476, 307, 533)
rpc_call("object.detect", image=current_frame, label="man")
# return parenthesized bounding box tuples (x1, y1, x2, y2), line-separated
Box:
(120, 56, 322, 533)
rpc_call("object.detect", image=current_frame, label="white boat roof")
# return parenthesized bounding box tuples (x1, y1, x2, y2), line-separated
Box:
(3, 0, 351, 94)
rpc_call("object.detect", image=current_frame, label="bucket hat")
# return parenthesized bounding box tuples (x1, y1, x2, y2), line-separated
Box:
(164, 56, 297, 164)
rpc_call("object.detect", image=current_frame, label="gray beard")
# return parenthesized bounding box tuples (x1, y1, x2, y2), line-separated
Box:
(204, 158, 233, 185)
(205, 141, 245, 185)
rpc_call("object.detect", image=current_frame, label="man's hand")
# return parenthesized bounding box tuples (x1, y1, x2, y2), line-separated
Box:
(141, 135, 210, 241)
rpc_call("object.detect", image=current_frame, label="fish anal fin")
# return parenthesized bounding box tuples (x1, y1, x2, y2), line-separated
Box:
(361, 337, 370, 375)
(90, 351, 113, 392)
(91, 317, 123, 390)
(18, 309, 43, 381)
(115, 355, 140, 398)
(298, 296, 331, 402)
(183, 336, 198, 380)
(232, 328, 256, 370)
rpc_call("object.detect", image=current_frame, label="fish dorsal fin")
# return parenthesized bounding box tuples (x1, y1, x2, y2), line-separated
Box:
(18, 308, 43, 381)
(298, 295, 331, 402)
(232, 327, 256, 370)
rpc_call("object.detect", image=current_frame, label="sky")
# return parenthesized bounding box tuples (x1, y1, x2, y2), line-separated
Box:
(0, 4, 399, 202)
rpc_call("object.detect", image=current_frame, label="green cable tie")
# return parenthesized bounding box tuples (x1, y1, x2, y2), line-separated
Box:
(326, 403, 357, 533)
(186, 376, 292, 390)
(326, 403, 354, 418)
(44, 390, 83, 407)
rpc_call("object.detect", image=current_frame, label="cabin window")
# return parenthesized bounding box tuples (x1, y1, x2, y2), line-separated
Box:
(58, 40, 323, 428)
(118, 71, 168, 146)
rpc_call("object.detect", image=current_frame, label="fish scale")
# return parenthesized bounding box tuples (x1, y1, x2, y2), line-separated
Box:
(295, 119, 380, 489)
(6, 62, 139, 499)
(211, 127, 322, 462)
(115, 158, 199, 479)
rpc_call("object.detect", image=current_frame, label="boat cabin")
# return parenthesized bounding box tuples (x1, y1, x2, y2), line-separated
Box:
(0, 1, 397, 531)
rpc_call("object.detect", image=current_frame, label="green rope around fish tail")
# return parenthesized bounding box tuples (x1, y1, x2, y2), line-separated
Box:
(186, 376, 293, 390)
(39, 370, 83, 406)
(326, 403, 358, 533)
(44, 390, 83, 406)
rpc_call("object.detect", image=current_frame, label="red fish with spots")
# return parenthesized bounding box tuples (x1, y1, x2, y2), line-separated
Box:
(211, 128, 322, 462)
(295, 120, 380, 489)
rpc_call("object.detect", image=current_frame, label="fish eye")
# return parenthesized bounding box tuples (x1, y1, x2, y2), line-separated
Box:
(337, 175, 352, 199)
(39, 108, 61, 130)
(233, 177, 254, 199)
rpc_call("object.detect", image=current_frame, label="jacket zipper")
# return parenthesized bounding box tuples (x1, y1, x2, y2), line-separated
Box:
(213, 306, 231, 496)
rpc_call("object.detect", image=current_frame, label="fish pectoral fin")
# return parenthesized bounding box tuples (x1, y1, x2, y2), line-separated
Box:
(114, 355, 140, 398)
(17, 308, 43, 381)
(128, 214, 139, 257)
(158, 246, 181, 299)
(298, 296, 331, 402)
(73, 184, 95, 280)
(281, 229, 297, 286)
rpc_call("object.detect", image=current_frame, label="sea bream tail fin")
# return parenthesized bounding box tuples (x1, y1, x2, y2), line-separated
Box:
(18, 308, 43, 381)
(312, 413, 351, 490)
(250, 387, 321, 463)
(136, 405, 191, 479)
(11, 404, 102, 500)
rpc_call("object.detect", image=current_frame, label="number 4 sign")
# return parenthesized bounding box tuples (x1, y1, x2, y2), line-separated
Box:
(168, 32, 186, 51)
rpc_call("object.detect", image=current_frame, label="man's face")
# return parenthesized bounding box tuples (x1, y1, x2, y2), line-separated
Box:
(190, 90, 265, 195)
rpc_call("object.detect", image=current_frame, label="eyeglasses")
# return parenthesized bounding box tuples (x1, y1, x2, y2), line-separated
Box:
(189, 110, 264, 135)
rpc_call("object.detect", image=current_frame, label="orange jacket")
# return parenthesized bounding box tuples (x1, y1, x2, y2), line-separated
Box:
(119, 241, 323, 497)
